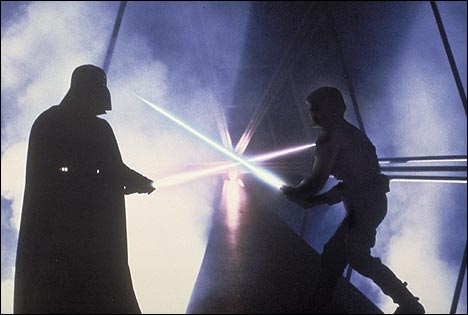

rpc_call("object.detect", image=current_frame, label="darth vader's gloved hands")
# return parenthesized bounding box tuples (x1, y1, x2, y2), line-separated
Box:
(136, 176, 156, 195)
(124, 172, 156, 195)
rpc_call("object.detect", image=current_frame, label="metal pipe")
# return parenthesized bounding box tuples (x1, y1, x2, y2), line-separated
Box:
(381, 166, 467, 172)
(430, 1, 467, 115)
(450, 243, 467, 314)
(103, 1, 127, 73)
(379, 155, 467, 164)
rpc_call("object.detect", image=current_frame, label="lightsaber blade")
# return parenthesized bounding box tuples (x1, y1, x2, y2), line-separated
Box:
(137, 95, 286, 189)
(158, 163, 239, 188)
(249, 143, 315, 162)
(157, 143, 316, 187)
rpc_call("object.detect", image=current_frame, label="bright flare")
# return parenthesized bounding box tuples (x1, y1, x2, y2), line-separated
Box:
(137, 95, 286, 189)
(156, 143, 315, 187)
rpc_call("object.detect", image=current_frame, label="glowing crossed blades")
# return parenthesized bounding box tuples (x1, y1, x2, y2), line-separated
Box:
(157, 143, 316, 188)
(137, 95, 290, 189)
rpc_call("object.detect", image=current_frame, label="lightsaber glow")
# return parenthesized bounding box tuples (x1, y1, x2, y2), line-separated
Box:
(157, 143, 316, 187)
(137, 95, 286, 189)
(158, 163, 240, 188)
(249, 143, 315, 162)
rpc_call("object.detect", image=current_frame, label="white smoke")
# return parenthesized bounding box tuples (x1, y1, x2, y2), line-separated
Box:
(357, 5, 467, 313)
(2, 2, 465, 315)
(1, 1, 225, 313)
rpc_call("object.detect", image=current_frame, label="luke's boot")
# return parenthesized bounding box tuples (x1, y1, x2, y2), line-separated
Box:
(372, 264, 425, 314)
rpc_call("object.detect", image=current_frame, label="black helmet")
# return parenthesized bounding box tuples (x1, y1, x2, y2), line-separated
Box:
(62, 64, 111, 114)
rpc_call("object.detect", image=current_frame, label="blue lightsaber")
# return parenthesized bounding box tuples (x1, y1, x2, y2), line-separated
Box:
(137, 95, 286, 189)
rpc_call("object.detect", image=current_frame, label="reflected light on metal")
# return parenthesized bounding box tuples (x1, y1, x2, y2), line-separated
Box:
(390, 178, 467, 184)
(228, 168, 245, 188)
(156, 143, 315, 188)
(406, 159, 467, 163)
(137, 95, 285, 189)
(380, 159, 467, 164)
(228, 169, 239, 181)
(221, 179, 245, 233)
(379, 156, 467, 164)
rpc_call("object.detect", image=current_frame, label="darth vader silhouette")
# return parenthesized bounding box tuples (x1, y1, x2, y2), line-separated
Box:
(14, 65, 154, 314)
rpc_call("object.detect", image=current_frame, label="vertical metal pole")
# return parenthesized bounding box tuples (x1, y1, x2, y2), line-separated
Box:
(450, 244, 467, 314)
(430, 1, 467, 116)
(103, 1, 127, 73)
(430, 2, 467, 313)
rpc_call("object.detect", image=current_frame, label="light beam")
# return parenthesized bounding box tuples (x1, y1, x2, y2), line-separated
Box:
(137, 95, 286, 189)
(157, 143, 316, 188)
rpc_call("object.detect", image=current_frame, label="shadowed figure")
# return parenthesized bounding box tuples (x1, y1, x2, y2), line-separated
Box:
(281, 87, 425, 314)
(14, 65, 155, 314)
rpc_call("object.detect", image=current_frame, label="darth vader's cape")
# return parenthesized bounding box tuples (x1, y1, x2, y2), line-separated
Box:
(14, 104, 145, 314)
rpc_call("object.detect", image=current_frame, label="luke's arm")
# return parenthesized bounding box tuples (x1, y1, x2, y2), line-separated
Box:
(282, 137, 338, 199)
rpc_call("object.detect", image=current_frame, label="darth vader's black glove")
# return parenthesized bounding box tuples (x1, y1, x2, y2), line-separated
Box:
(123, 169, 156, 195)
